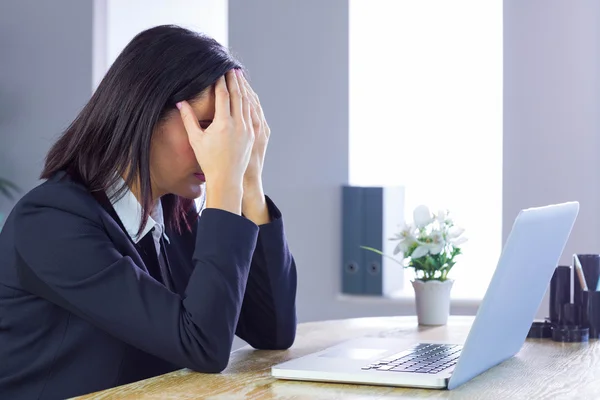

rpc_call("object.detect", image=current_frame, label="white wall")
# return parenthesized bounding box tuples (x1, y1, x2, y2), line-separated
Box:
(93, 0, 228, 89)
(503, 0, 600, 318)
(349, 0, 503, 300)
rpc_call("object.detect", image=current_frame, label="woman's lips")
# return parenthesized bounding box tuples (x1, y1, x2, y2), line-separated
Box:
(193, 173, 205, 181)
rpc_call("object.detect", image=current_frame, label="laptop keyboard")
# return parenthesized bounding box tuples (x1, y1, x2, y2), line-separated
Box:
(361, 343, 462, 374)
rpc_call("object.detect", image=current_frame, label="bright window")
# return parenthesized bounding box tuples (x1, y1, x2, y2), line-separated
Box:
(349, 0, 503, 299)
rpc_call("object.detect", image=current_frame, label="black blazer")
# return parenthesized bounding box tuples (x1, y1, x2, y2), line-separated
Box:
(0, 171, 297, 399)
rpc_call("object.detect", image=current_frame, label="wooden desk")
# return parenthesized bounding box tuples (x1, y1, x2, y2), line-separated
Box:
(75, 316, 600, 399)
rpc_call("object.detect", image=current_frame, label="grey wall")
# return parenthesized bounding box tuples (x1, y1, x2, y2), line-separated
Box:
(503, 0, 600, 317)
(0, 0, 93, 218)
(229, 0, 351, 323)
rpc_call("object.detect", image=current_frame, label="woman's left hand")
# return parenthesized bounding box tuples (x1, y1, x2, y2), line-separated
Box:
(240, 73, 271, 225)
(240, 74, 270, 189)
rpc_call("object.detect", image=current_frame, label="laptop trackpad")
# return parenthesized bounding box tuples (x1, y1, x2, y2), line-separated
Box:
(319, 348, 388, 360)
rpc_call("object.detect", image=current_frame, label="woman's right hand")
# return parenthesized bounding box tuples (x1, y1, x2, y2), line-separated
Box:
(177, 69, 255, 215)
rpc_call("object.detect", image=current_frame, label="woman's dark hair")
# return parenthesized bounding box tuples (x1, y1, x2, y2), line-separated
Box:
(41, 25, 243, 236)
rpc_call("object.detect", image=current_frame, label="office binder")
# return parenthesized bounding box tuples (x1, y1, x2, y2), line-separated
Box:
(341, 186, 365, 294)
(362, 186, 405, 296)
(342, 185, 405, 296)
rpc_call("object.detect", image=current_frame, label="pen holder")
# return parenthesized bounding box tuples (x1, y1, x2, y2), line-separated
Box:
(562, 303, 581, 327)
(582, 290, 600, 339)
(574, 254, 600, 304)
(544, 265, 588, 342)
(531, 265, 596, 342)
(551, 325, 589, 343)
(550, 266, 571, 325)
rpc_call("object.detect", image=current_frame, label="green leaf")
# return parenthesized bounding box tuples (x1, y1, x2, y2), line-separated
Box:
(359, 246, 404, 266)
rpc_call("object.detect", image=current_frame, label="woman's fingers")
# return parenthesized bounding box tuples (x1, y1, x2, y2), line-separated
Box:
(177, 100, 202, 136)
(238, 71, 253, 133)
(240, 75, 265, 131)
(245, 89, 261, 131)
(213, 75, 230, 122)
(226, 69, 243, 125)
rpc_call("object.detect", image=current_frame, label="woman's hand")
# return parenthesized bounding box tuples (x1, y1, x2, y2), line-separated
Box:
(178, 69, 254, 215)
(239, 74, 272, 225)
(239, 74, 270, 190)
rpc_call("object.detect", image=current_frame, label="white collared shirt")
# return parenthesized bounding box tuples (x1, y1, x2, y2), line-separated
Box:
(107, 178, 170, 256)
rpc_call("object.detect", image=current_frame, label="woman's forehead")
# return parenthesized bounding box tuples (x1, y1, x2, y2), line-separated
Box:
(190, 88, 215, 112)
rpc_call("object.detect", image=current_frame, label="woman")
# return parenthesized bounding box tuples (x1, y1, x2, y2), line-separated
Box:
(0, 25, 297, 399)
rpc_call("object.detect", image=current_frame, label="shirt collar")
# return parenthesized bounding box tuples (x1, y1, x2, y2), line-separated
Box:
(107, 177, 170, 244)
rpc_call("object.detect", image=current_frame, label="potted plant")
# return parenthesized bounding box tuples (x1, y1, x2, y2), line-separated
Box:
(0, 177, 20, 230)
(362, 204, 467, 325)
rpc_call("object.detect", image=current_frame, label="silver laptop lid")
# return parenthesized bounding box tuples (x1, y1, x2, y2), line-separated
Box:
(448, 201, 579, 389)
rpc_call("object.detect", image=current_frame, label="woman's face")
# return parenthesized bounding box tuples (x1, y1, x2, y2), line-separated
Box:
(149, 86, 215, 200)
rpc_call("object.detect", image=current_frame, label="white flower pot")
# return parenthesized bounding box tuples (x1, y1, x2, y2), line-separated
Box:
(411, 279, 454, 325)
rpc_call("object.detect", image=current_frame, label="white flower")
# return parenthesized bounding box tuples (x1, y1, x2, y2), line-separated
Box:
(427, 231, 445, 254)
(447, 226, 467, 246)
(413, 205, 434, 228)
(411, 245, 429, 259)
(393, 239, 411, 256)
(411, 230, 445, 259)
(390, 222, 413, 240)
(385, 204, 466, 266)
(447, 226, 465, 238)
(449, 236, 468, 246)
(436, 209, 448, 224)
(391, 223, 416, 255)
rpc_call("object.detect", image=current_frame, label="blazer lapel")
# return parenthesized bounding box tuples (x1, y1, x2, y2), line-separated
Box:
(89, 189, 151, 273)
(64, 169, 155, 276)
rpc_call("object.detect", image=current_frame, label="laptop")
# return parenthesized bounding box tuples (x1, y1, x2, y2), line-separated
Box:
(272, 201, 579, 390)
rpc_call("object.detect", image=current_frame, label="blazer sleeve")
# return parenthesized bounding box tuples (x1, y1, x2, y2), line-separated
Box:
(13, 183, 258, 373)
(235, 196, 298, 349)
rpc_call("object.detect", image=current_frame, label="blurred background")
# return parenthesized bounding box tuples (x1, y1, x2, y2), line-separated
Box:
(1, 0, 600, 350)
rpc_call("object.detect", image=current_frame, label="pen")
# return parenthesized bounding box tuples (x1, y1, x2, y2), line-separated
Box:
(574, 254, 589, 291)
